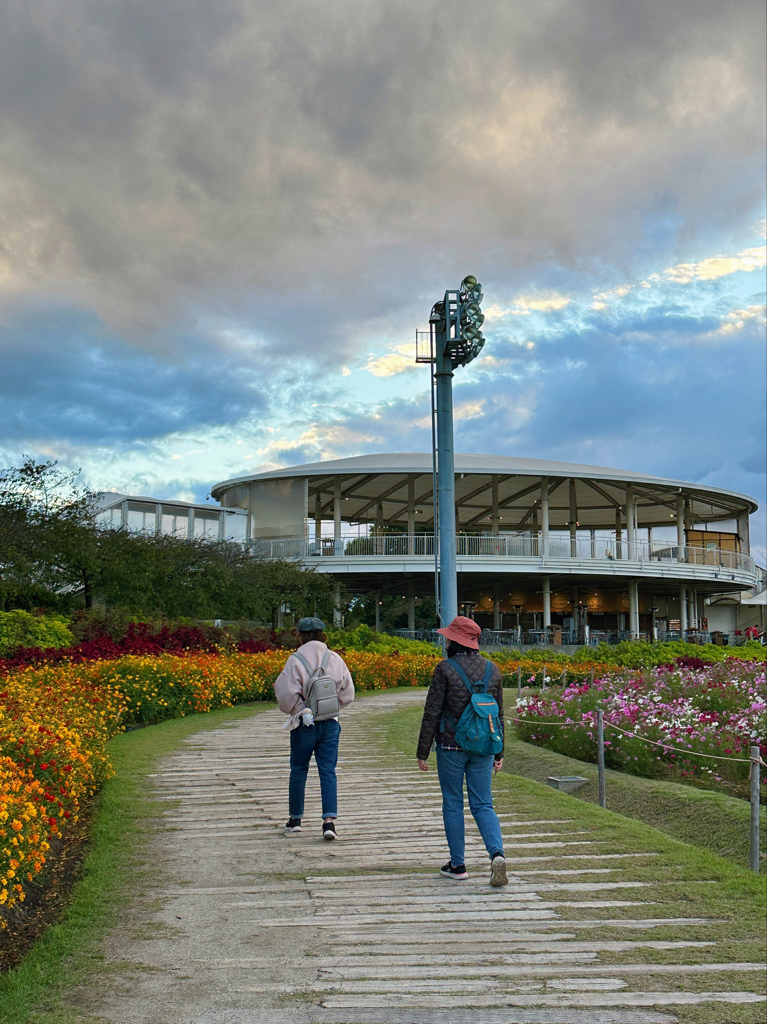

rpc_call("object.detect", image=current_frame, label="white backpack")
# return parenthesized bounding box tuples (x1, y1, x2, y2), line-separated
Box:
(292, 649, 342, 722)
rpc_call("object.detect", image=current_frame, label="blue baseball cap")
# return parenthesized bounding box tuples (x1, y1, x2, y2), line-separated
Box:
(297, 616, 325, 632)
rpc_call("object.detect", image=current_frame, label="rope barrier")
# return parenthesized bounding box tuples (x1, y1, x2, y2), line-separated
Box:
(510, 712, 763, 766)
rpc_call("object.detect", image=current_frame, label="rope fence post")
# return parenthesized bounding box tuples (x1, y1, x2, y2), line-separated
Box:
(597, 709, 606, 808)
(563, 667, 567, 688)
(751, 745, 761, 874)
(542, 664, 546, 692)
(590, 668, 594, 686)
(517, 663, 522, 703)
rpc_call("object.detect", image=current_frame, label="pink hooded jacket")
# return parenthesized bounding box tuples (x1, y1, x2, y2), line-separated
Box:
(273, 640, 355, 730)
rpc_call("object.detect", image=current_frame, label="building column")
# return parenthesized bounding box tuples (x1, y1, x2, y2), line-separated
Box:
(569, 479, 578, 557)
(491, 475, 499, 534)
(531, 507, 539, 556)
(680, 585, 688, 633)
(121, 499, 129, 529)
(542, 576, 551, 628)
(187, 507, 195, 539)
(374, 591, 381, 632)
(615, 506, 622, 559)
(333, 581, 342, 628)
(590, 528, 596, 558)
(689, 588, 697, 630)
(571, 586, 578, 636)
(629, 581, 639, 636)
(540, 478, 550, 557)
(493, 582, 501, 630)
(155, 503, 163, 535)
(407, 476, 416, 554)
(676, 491, 685, 561)
(737, 511, 750, 555)
(314, 492, 322, 545)
(626, 485, 635, 559)
(333, 478, 342, 555)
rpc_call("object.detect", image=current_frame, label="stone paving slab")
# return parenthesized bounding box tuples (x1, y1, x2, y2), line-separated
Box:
(71, 692, 766, 1024)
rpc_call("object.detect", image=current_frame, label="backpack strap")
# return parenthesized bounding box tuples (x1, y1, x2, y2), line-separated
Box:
(291, 649, 314, 676)
(447, 657, 494, 695)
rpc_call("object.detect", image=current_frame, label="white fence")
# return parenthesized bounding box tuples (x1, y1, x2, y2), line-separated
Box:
(249, 533, 755, 573)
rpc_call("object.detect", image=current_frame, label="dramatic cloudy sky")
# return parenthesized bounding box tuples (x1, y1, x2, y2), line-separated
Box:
(2, 0, 766, 559)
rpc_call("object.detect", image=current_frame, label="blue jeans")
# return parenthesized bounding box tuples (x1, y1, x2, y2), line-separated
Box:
(289, 718, 341, 819)
(436, 746, 504, 867)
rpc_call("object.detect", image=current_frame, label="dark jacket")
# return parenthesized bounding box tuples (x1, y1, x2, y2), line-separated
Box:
(416, 652, 504, 761)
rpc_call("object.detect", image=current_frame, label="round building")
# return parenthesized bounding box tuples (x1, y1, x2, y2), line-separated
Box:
(211, 453, 760, 641)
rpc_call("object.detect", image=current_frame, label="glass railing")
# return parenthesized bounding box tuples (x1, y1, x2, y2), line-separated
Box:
(249, 534, 755, 573)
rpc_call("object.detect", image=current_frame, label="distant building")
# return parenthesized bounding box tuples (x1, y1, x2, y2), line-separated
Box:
(209, 453, 763, 639)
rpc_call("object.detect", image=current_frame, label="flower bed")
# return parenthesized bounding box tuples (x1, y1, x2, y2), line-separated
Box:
(0, 647, 438, 918)
(513, 660, 767, 799)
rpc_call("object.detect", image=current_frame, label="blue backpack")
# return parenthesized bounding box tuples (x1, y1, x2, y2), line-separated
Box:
(449, 657, 504, 757)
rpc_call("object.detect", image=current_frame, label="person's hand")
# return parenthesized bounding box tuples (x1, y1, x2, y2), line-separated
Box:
(417, 759, 429, 771)
(493, 758, 503, 772)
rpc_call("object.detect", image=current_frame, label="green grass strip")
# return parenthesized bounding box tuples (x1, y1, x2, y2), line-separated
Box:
(0, 703, 269, 1024)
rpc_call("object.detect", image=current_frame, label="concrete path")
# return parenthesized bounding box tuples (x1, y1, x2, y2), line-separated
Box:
(75, 692, 766, 1024)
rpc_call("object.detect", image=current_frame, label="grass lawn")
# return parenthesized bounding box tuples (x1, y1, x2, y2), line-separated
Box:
(384, 699, 767, 1024)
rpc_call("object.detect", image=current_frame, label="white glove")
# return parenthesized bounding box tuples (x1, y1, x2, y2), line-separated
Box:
(300, 708, 315, 727)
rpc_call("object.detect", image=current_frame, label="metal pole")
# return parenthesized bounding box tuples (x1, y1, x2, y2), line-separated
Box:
(435, 328, 457, 626)
(430, 327, 440, 624)
(517, 663, 522, 703)
(597, 709, 606, 808)
(750, 745, 761, 874)
(542, 663, 546, 691)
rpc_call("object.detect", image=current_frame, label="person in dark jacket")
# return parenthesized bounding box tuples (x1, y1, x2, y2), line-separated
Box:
(417, 615, 508, 886)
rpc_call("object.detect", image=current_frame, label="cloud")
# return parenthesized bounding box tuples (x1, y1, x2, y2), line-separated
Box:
(364, 343, 417, 377)
(0, 0, 764, 357)
(660, 246, 766, 284)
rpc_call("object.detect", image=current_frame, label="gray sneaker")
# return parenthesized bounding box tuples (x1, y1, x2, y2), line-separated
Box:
(490, 855, 508, 887)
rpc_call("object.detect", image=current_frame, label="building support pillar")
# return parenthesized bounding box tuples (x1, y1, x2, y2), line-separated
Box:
(629, 580, 639, 636)
(676, 491, 685, 561)
(542, 576, 551, 628)
(314, 492, 322, 545)
(590, 528, 596, 558)
(615, 506, 622, 559)
(540, 478, 550, 557)
(571, 586, 579, 636)
(187, 507, 195, 539)
(680, 585, 688, 634)
(491, 475, 499, 534)
(156, 503, 163, 535)
(569, 479, 578, 557)
(407, 476, 416, 554)
(493, 582, 501, 630)
(407, 581, 416, 631)
(374, 591, 381, 633)
(333, 478, 342, 555)
(626, 486, 635, 559)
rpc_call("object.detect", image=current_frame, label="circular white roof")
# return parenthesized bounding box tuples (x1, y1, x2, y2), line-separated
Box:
(212, 454, 759, 532)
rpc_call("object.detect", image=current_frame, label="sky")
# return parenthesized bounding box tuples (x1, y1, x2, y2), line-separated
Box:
(2, 0, 766, 563)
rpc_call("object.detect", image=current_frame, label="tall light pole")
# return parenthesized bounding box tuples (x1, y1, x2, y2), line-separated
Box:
(418, 275, 486, 627)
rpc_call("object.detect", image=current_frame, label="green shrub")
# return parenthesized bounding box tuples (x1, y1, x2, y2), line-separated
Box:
(326, 622, 440, 656)
(0, 610, 74, 655)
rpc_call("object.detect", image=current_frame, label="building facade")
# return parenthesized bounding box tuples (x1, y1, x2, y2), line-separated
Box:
(211, 453, 763, 639)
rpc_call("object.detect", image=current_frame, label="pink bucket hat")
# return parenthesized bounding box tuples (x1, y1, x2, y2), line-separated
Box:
(436, 615, 481, 650)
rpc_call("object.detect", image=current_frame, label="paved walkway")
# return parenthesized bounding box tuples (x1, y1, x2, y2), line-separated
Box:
(76, 693, 765, 1024)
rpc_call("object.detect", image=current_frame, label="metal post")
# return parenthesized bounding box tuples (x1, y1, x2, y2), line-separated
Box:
(569, 478, 577, 557)
(407, 581, 416, 632)
(374, 591, 381, 633)
(435, 335, 457, 626)
(542, 575, 551, 629)
(680, 585, 688, 635)
(676, 491, 685, 561)
(517, 663, 522, 703)
(542, 663, 546, 691)
(597, 709, 606, 808)
(750, 745, 761, 874)
(590, 667, 594, 686)
(407, 476, 415, 555)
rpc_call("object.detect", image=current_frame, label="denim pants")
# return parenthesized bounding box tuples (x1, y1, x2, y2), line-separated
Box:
(289, 718, 341, 819)
(436, 746, 504, 866)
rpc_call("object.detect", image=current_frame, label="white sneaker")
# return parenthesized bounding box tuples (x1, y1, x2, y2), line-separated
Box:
(490, 855, 508, 887)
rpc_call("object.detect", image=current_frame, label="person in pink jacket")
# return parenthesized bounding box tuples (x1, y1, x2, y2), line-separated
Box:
(273, 617, 354, 840)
